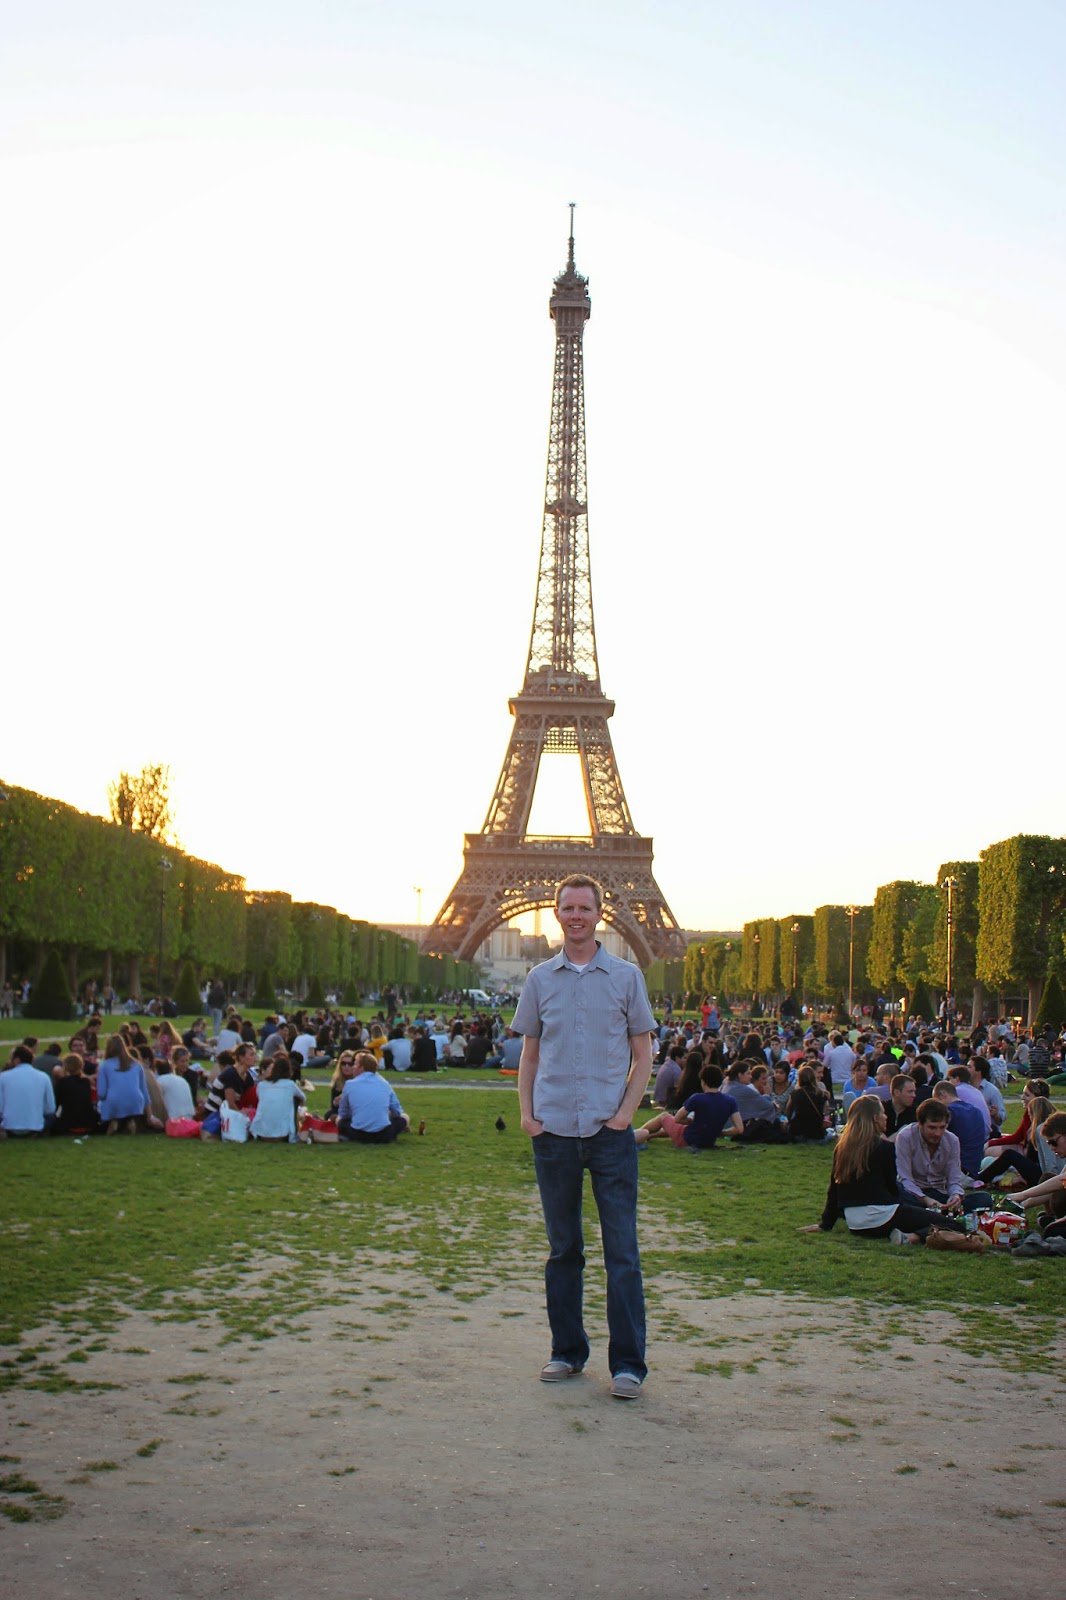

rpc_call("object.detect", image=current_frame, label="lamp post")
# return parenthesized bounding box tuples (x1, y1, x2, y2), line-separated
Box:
(157, 856, 173, 998)
(413, 886, 423, 928)
(752, 932, 761, 1015)
(943, 876, 958, 1030)
(791, 921, 800, 994)
(845, 905, 857, 1022)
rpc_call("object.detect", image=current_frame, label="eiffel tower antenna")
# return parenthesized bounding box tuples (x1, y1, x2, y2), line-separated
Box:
(425, 216, 684, 967)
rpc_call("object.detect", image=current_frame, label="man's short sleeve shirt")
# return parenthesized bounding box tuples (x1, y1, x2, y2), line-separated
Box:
(511, 944, 656, 1137)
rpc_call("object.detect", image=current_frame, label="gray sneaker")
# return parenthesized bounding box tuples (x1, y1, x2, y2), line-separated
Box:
(540, 1359, 583, 1382)
(610, 1371, 643, 1400)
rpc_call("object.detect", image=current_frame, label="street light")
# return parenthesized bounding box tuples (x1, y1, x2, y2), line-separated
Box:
(157, 856, 173, 998)
(845, 905, 857, 1021)
(791, 921, 800, 993)
(943, 876, 959, 1030)
(752, 932, 761, 1015)
(413, 886, 424, 928)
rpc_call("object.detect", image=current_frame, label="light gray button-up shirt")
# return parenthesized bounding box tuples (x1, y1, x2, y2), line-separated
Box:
(512, 944, 656, 1138)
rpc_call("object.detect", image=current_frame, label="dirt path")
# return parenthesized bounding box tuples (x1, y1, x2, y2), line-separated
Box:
(3, 1267, 1064, 1600)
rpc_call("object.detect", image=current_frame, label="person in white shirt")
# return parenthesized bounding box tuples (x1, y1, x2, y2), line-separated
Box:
(823, 1032, 856, 1087)
(155, 1051, 196, 1120)
(971, 1058, 1005, 1131)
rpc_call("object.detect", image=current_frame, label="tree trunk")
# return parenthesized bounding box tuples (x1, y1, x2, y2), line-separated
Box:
(66, 947, 78, 996)
(128, 955, 141, 1000)
(1028, 977, 1043, 1028)
(103, 951, 113, 988)
(34, 942, 46, 982)
(0, 936, 6, 989)
(970, 982, 984, 1030)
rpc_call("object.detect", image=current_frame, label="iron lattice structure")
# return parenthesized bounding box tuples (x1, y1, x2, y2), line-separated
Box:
(426, 219, 684, 968)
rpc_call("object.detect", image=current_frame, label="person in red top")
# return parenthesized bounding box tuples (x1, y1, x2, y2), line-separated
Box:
(984, 1078, 1050, 1151)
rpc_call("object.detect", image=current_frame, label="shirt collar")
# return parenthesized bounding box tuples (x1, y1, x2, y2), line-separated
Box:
(551, 940, 610, 973)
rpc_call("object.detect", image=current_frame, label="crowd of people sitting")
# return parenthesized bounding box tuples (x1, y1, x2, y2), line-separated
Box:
(0, 1002, 513, 1143)
(3, 1001, 1065, 1248)
(636, 1011, 1066, 1251)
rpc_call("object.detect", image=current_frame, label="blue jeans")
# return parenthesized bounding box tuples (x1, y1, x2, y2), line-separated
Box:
(531, 1127, 646, 1381)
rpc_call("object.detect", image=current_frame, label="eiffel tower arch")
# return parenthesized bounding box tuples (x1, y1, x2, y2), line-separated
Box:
(426, 214, 684, 970)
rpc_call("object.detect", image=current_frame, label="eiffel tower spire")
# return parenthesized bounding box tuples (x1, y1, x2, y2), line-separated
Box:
(426, 217, 684, 968)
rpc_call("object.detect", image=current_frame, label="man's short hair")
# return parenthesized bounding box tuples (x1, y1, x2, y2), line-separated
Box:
(700, 1063, 724, 1089)
(890, 1074, 912, 1097)
(917, 1098, 951, 1125)
(1041, 1111, 1066, 1141)
(554, 874, 604, 912)
(932, 1081, 958, 1102)
(947, 1064, 969, 1083)
(10, 1044, 34, 1066)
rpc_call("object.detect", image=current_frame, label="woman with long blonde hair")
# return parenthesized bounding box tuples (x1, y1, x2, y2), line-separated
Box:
(800, 1095, 965, 1244)
(95, 1034, 149, 1135)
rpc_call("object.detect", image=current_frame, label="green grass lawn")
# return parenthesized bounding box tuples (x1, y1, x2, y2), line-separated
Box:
(1, 1087, 1058, 1397)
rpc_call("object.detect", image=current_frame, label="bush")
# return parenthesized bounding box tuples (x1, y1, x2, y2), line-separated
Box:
(252, 969, 276, 1009)
(908, 977, 934, 1022)
(1034, 970, 1066, 1032)
(174, 960, 201, 1014)
(304, 974, 325, 1006)
(342, 980, 360, 1006)
(33, 948, 73, 1022)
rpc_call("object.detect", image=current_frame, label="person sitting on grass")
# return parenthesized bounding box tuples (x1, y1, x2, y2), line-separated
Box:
(95, 1034, 149, 1135)
(785, 1065, 830, 1141)
(842, 1057, 879, 1114)
(199, 1043, 258, 1135)
(0, 1044, 57, 1137)
(634, 1062, 743, 1150)
(336, 1050, 410, 1143)
(884, 1073, 918, 1137)
(1003, 1113, 1066, 1238)
(985, 1078, 1051, 1156)
(978, 1096, 1059, 1190)
(932, 1079, 987, 1179)
(893, 1097, 986, 1215)
(249, 1055, 306, 1143)
(155, 1051, 197, 1122)
(800, 1095, 966, 1245)
(724, 1060, 777, 1127)
(53, 1052, 99, 1135)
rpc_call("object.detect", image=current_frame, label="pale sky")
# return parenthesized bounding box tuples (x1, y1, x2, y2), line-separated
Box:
(4, 2, 1065, 936)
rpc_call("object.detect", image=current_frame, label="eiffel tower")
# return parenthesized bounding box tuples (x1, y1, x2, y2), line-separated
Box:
(425, 213, 684, 969)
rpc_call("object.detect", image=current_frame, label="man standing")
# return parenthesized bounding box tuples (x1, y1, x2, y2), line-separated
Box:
(514, 874, 655, 1401)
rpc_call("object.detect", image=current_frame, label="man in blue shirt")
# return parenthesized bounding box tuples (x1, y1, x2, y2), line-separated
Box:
(0, 1045, 56, 1135)
(337, 1055, 409, 1143)
(514, 874, 655, 1400)
(932, 1081, 986, 1178)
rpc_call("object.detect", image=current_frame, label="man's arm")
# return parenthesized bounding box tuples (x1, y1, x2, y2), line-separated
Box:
(605, 1033, 654, 1131)
(518, 1035, 543, 1137)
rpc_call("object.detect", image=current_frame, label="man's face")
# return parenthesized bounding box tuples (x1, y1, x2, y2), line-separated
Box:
(894, 1079, 916, 1110)
(555, 889, 599, 941)
(236, 1047, 255, 1071)
(922, 1118, 948, 1148)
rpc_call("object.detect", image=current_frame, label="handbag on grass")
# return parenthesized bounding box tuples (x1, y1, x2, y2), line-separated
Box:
(220, 1106, 251, 1143)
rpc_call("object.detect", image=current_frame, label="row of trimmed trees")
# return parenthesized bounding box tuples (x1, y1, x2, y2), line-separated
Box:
(648, 835, 1066, 1027)
(0, 783, 478, 1004)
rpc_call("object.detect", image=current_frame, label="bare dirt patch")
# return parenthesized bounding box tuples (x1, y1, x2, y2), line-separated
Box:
(3, 1275, 1063, 1599)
